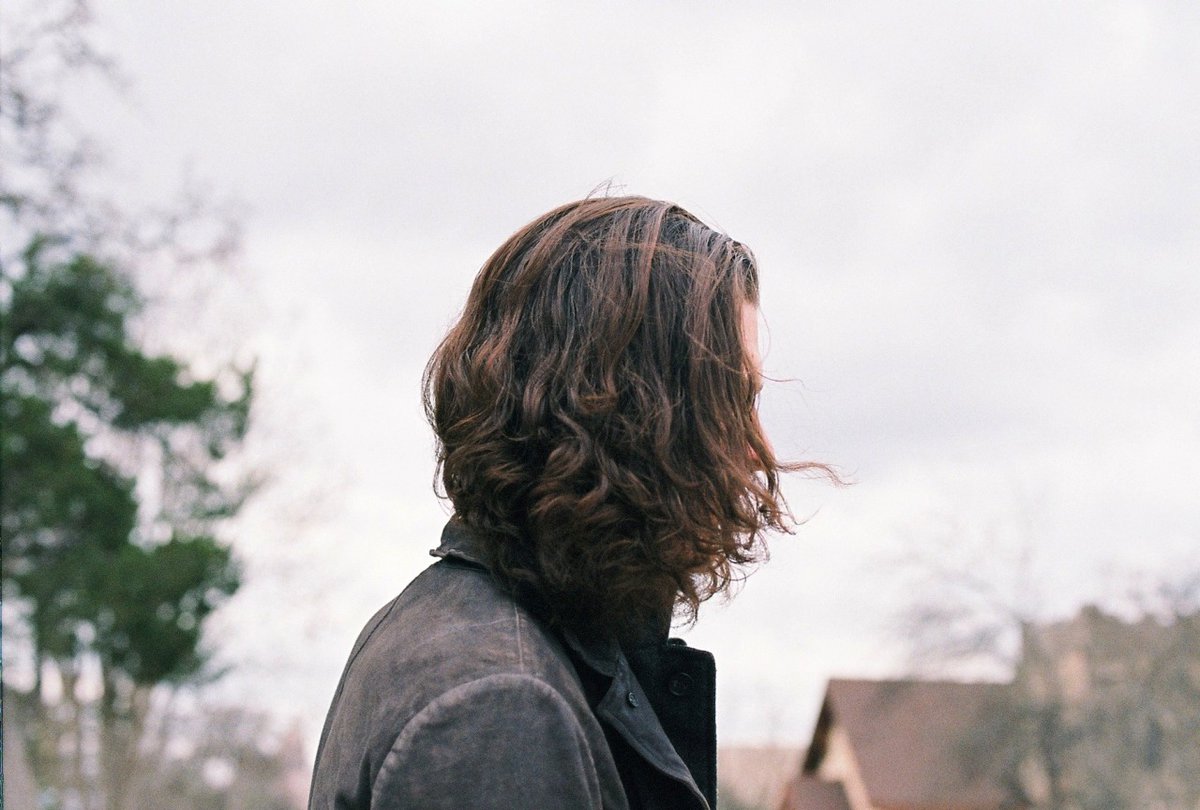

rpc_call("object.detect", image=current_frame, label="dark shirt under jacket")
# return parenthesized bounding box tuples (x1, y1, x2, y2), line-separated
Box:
(308, 520, 717, 810)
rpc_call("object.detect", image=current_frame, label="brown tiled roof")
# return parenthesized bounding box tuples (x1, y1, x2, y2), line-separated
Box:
(805, 678, 1015, 810)
(778, 776, 852, 810)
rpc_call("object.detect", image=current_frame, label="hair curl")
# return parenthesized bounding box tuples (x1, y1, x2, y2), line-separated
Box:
(423, 196, 826, 638)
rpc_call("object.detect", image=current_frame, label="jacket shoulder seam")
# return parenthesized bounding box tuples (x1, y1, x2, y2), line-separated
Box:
(514, 602, 526, 670)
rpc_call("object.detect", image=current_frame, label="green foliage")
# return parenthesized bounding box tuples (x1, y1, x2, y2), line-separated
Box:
(1, 392, 137, 566)
(1, 237, 253, 689)
(96, 535, 241, 685)
(1, 5, 261, 805)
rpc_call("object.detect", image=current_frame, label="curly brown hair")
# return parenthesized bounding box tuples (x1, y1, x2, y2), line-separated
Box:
(423, 196, 825, 638)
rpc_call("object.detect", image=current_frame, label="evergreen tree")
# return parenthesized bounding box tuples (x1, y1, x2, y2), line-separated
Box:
(1, 3, 257, 807)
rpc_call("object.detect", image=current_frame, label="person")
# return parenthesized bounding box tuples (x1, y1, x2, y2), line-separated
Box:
(309, 196, 822, 809)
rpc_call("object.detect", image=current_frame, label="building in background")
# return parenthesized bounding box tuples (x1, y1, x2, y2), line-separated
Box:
(1012, 605, 1200, 808)
(784, 679, 1012, 810)
(770, 605, 1200, 810)
(717, 746, 805, 810)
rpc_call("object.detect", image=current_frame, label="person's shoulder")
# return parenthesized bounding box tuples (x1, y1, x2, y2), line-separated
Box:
(343, 555, 584, 726)
(369, 671, 610, 809)
(312, 554, 618, 809)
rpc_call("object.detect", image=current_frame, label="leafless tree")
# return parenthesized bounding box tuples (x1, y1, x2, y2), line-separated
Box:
(893, 516, 1200, 809)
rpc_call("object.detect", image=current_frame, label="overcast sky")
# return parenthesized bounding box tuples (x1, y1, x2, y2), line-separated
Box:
(57, 0, 1200, 753)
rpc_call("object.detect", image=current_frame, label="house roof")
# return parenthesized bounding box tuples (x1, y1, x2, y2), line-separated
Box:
(804, 678, 1015, 810)
(779, 776, 852, 810)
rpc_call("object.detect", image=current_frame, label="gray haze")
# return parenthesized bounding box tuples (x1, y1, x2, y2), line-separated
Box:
(71, 0, 1200, 751)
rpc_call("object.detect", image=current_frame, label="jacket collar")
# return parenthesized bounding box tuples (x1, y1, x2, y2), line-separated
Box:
(429, 519, 710, 809)
(429, 518, 488, 567)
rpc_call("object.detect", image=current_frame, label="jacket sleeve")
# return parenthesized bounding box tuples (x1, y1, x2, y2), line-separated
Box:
(370, 673, 607, 809)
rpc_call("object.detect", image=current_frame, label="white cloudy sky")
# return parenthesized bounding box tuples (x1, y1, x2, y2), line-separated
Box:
(55, 0, 1200, 753)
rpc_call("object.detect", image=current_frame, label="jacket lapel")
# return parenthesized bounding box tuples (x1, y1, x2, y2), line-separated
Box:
(563, 630, 711, 809)
(432, 520, 712, 809)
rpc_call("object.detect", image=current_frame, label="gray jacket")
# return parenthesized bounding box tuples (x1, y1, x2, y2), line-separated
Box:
(308, 521, 716, 809)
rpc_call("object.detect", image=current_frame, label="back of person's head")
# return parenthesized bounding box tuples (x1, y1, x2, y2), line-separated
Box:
(423, 195, 819, 638)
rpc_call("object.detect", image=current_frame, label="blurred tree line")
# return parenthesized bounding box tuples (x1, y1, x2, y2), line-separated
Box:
(1008, 603, 1200, 809)
(1, 3, 297, 808)
(898, 520, 1200, 810)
